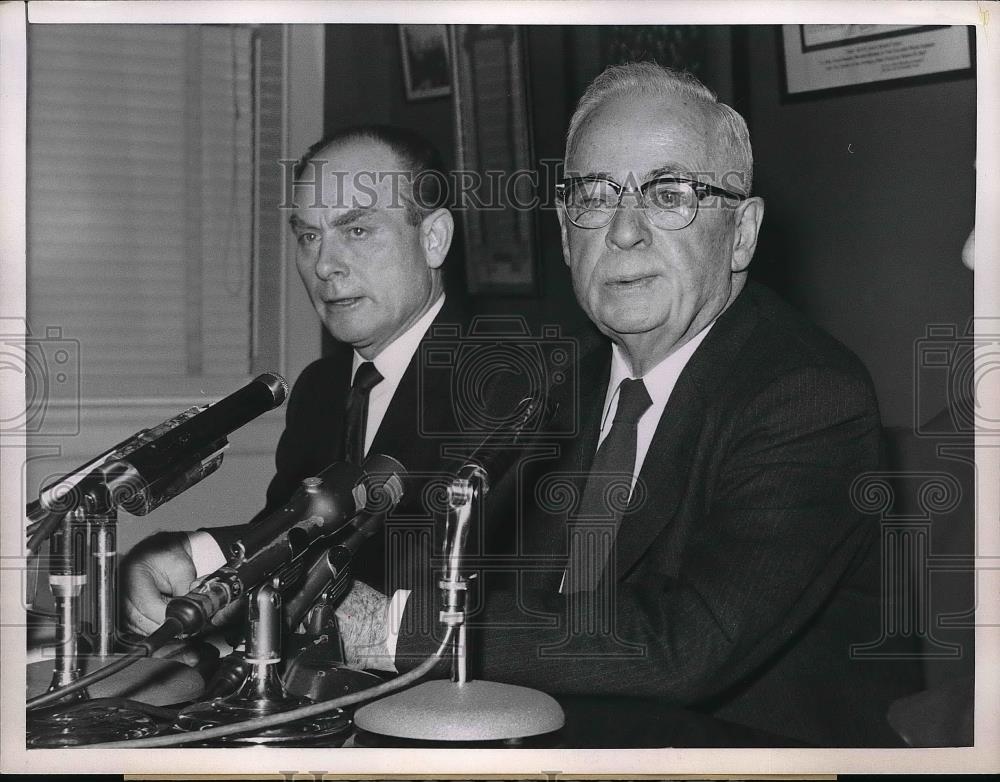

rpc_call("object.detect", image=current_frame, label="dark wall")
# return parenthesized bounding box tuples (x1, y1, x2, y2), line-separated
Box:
(741, 26, 975, 427)
(320, 24, 975, 427)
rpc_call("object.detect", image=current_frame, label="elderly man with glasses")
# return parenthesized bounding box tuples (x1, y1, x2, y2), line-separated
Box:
(334, 62, 925, 747)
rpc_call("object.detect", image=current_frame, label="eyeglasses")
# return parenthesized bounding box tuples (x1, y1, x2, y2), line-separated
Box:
(556, 175, 748, 230)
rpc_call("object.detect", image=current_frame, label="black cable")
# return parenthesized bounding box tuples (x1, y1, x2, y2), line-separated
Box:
(51, 696, 180, 723)
(25, 618, 183, 710)
(90, 626, 455, 748)
(25, 648, 145, 710)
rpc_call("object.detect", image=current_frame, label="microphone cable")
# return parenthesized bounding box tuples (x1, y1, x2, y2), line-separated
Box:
(42, 696, 181, 724)
(88, 625, 456, 748)
(25, 618, 184, 711)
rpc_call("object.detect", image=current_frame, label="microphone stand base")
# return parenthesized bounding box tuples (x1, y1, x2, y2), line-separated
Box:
(27, 654, 206, 706)
(27, 701, 166, 747)
(353, 679, 564, 742)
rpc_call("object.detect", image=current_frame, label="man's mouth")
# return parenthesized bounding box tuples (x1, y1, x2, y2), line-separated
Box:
(322, 295, 364, 308)
(605, 274, 655, 289)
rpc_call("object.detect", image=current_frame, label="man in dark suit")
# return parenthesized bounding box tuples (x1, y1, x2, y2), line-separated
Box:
(335, 63, 923, 746)
(120, 125, 528, 637)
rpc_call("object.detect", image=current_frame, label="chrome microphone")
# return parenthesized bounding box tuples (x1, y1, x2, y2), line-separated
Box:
(450, 395, 557, 492)
(103, 373, 289, 515)
(167, 455, 406, 636)
(25, 373, 288, 553)
(283, 457, 407, 629)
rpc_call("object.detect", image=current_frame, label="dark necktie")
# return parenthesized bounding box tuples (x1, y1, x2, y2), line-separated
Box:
(565, 377, 653, 593)
(343, 361, 383, 465)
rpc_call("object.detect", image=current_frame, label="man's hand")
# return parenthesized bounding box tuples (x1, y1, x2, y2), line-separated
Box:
(335, 580, 395, 672)
(120, 531, 197, 636)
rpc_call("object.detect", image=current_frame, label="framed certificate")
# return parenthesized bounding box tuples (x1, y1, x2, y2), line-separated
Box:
(780, 24, 973, 99)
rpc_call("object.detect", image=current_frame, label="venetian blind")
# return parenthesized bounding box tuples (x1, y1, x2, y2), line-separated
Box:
(27, 24, 258, 390)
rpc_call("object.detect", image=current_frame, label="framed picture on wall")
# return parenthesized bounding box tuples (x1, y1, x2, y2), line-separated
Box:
(780, 24, 973, 99)
(398, 24, 452, 100)
(450, 25, 539, 295)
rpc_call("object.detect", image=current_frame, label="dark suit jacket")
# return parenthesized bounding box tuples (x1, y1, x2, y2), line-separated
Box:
(396, 283, 924, 747)
(206, 299, 530, 594)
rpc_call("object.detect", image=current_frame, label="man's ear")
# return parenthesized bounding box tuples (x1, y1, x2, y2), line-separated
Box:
(557, 205, 572, 267)
(730, 196, 764, 273)
(420, 208, 454, 269)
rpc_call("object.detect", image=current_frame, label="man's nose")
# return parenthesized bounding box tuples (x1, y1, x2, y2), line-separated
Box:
(605, 195, 651, 251)
(314, 240, 349, 280)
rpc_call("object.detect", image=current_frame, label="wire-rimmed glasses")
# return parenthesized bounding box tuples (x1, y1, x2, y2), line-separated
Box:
(556, 175, 748, 230)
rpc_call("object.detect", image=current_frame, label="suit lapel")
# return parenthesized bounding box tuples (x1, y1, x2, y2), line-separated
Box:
(520, 342, 608, 589)
(369, 299, 468, 468)
(613, 373, 706, 579)
(573, 344, 611, 476)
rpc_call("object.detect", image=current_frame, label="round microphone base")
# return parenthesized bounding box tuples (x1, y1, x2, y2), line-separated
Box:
(353, 679, 564, 742)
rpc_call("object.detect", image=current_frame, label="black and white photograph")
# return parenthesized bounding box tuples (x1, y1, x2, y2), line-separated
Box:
(0, 0, 997, 778)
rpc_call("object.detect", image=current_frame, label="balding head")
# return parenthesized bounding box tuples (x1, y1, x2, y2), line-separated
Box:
(295, 124, 447, 225)
(565, 62, 753, 196)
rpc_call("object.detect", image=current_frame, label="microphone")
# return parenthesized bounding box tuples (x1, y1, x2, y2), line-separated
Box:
(167, 454, 406, 636)
(352, 399, 564, 742)
(283, 457, 407, 629)
(25, 373, 288, 553)
(229, 461, 364, 564)
(104, 373, 289, 515)
(441, 395, 557, 511)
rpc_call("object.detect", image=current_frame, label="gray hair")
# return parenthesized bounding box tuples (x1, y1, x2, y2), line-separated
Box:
(565, 62, 753, 195)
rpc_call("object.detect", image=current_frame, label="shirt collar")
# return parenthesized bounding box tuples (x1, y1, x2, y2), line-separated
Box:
(351, 294, 446, 387)
(603, 320, 716, 423)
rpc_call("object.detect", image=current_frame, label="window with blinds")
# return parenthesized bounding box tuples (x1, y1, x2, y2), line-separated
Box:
(27, 24, 283, 398)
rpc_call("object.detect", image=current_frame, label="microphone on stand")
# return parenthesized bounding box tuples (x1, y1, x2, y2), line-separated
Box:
(276, 457, 408, 702)
(283, 462, 407, 630)
(102, 372, 289, 516)
(26, 373, 289, 553)
(27, 369, 284, 659)
(353, 397, 565, 743)
(171, 455, 407, 744)
(166, 455, 406, 637)
(25, 373, 290, 742)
